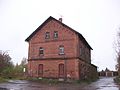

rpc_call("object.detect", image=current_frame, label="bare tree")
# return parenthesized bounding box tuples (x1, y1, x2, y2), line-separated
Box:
(20, 57, 27, 66)
(115, 30, 120, 75)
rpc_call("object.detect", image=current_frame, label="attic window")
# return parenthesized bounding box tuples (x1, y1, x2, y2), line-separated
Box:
(54, 31, 58, 38)
(45, 32, 50, 39)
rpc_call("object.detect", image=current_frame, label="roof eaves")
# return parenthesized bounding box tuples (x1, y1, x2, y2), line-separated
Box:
(78, 33, 93, 50)
(25, 16, 93, 50)
(54, 20, 93, 50)
(25, 16, 53, 42)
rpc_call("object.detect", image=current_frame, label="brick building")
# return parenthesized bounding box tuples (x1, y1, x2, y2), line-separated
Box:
(25, 16, 98, 80)
(99, 68, 118, 77)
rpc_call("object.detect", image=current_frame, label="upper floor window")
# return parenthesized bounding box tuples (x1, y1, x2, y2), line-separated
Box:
(54, 31, 58, 38)
(59, 45, 64, 55)
(39, 47, 44, 55)
(45, 32, 50, 39)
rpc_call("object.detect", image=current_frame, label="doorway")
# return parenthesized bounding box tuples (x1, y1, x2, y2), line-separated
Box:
(38, 64, 43, 77)
(59, 64, 64, 78)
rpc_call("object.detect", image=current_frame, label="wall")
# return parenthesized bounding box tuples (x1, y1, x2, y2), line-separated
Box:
(27, 18, 97, 80)
(27, 19, 80, 79)
(28, 59, 79, 79)
(28, 20, 77, 60)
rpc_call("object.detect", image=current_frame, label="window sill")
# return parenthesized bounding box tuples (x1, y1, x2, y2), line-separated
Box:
(59, 53, 65, 55)
(39, 54, 44, 57)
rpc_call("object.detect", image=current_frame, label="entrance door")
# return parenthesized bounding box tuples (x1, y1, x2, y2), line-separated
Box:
(59, 64, 64, 78)
(38, 64, 43, 77)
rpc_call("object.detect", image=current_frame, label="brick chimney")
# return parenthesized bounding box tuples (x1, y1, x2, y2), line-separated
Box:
(59, 18, 62, 22)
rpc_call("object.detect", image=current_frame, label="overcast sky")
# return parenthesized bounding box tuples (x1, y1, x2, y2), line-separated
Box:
(0, 0, 120, 71)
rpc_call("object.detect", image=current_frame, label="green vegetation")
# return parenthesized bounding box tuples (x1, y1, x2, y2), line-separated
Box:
(27, 78, 61, 85)
(0, 50, 98, 84)
(114, 76, 120, 83)
(76, 78, 98, 84)
(0, 50, 27, 82)
(0, 77, 8, 83)
(26, 77, 98, 85)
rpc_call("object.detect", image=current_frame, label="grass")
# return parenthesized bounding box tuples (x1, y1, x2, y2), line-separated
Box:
(0, 76, 98, 85)
(0, 77, 8, 83)
(27, 77, 60, 85)
(76, 78, 98, 84)
(114, 76, 120, 83)
(0, 75, 27, 83)
(26, 77, 98, 85)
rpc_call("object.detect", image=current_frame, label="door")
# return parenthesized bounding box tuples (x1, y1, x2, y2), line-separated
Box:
(38, 64, 43, 77)
(59, 64, 64, 78)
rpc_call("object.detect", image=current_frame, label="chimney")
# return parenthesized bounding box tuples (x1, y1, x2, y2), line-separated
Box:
(59, 17, 62, 22)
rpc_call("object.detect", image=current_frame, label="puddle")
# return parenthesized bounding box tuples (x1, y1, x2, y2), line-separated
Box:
(0, 77, 119, 90)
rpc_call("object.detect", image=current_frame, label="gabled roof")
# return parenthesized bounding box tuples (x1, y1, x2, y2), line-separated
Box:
(25, 16, 93, 50)
(105, 68, 110, 72)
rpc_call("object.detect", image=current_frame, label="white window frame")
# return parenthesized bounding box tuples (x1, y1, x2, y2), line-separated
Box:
(45, 32, 50, 39)
(54, 31, 58, 38)
(59, 46, 64, 55)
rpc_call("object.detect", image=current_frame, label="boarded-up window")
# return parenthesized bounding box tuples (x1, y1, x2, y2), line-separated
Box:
(59, 64, 64, 77)
(38, 64, 43, 76)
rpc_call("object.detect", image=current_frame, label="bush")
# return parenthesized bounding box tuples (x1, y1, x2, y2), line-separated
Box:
(27, 77, 59, 84)
(114, 76, 120, 83)
(0, 77, 7, 83)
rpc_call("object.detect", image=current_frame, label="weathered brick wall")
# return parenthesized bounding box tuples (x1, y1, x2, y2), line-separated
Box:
(27, 20, 80, 79)
(77, 59, 98, 80)
(79, 39, 91, 64)
(27, 18, 96, 80)
(28, 20, 77, 60)
(28, 59, 79, 79)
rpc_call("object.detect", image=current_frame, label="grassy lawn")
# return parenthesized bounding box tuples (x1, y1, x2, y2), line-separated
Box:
(0, 77, 8, 83)
(26, 77, 98, 85)
(114, 76, 120, 84)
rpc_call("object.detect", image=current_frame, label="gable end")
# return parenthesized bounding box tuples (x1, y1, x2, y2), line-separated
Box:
(25, 16, 92, 50)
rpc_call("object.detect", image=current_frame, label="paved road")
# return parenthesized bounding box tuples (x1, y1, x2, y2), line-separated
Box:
(83, 77, 119, 90)
(0, 77, 119, 90)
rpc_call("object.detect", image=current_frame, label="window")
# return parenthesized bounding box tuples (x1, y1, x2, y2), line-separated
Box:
(59, 45, 64, 55)
(39, 47, 44, 55)
(54, 31, 58, 38)
(45, 32, 50, 39)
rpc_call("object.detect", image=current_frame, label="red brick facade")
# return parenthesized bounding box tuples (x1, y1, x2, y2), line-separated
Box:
(25, 16, 98, 80)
